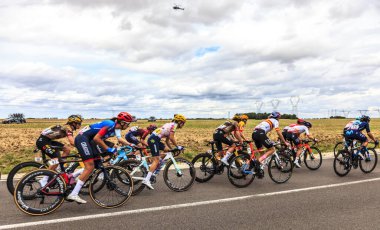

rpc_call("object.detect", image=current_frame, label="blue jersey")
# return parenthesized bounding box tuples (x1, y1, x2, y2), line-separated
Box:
(79, 120, 117, 139)
(346, 121, 370, 133)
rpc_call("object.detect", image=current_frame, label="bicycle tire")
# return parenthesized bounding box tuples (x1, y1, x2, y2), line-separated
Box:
(227, 154, 255, 188)
(304, 147, 323, 170)
(333, 142, 344, 158)
(116, 159, 147, 196)
(89, 165, 133, 208)
(333, 150, 351, 177)
(13, 169, 66, 216)
(191, 153, 216, 183)
(359, 148, 378, 173)
(268, 153, 293, 184)
(7, 161, 45, 195)
(163, 157, 195, 192)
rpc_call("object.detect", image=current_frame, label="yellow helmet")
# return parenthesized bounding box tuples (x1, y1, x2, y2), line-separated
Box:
(173, 114, 186, 123)
(67, 114, 83, 124)
(241, 114, 248, 120)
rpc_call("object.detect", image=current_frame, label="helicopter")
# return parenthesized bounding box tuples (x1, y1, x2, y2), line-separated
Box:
(173, 4, 184, 10)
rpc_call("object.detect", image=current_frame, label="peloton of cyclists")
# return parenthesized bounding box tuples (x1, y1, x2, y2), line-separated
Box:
(125, 124, 158, 147)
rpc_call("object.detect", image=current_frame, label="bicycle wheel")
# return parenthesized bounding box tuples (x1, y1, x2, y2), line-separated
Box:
(7, 161, 45, 195)
(163, 157, 195, 192)
(304, 147, 323, 170)
(268, 153, 293, 184)
(333, 142, 344, 157)
(227, 154, 255, 188)
(13, 169, 66, 216)
(333, 150, 351, 177)
(359, 148, 378, 173)
(117, 159, 147, 196)
(191, 153, 216, 183)
(89, 166, 133, 208)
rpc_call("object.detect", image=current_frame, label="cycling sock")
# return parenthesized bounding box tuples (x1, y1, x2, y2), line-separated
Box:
(222, 152, 232, 161)
(144, 172, 153, 182)
(70, 179, 84, 196)
(39, 176, 49, 186)
(72, 168, 84, 178)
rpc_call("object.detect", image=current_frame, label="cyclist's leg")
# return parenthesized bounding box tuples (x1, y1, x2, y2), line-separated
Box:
(143, 135, 164, 189)
(253, 130, 274, 163)
(213, 131, 225, 159)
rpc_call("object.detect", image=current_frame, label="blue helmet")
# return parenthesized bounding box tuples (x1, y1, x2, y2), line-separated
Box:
(269, 111, 281, 119)
(303, 121, 312, 128)
(360, 115, 370, 123)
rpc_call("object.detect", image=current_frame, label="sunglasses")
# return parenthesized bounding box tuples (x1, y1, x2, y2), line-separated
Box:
(120, 121, 130, 126)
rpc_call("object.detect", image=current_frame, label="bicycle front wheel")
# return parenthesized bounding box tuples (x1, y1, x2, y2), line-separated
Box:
(7, 161, 45, 195)
(191, 153, 216, 183)
(117, 159, 147, 196)
(89, 166, 133, 208)
(359, 148, 378, 173)
(14, 169, 65, 216)
(268, 153, 293, 184)
(227, 154, 255, 188)
(333, 150, 351, 177)
(304, 147, 322, 170)
(163, 157, 195, 192)
(333, 142, 344, 158)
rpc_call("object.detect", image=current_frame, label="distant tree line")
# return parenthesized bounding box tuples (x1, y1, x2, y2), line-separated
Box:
(236, 112, 297, 120)
(329, 116, 346, 119)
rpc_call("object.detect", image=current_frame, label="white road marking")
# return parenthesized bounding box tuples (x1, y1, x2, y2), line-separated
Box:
(1, 177, 380, 229)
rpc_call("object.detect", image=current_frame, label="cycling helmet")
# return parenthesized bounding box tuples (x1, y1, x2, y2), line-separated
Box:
(297, 118, 305, 124)
(269, 111, 281, 119)
(173, 114, 186, 123)
(232, 114, 241, 121)
(147, 124, 158, 131)
(360, 115, 370, 123)
(303, 121, 312, 128)
(117, 112, 133, 123)
(241, 114, 249, 120)
(67, 114, 83, 124)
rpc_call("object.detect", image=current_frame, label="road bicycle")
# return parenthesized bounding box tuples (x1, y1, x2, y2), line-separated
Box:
(117, 147, 195, 194)
(191, 141, 249, 183)
(227, 142, 293, 188)
(333, 135, 359, 157)
(284, 139, 322, 170)
(333, 141, 378, 177)
(13, 152, 133, 216)
(7, 146, 82, 195)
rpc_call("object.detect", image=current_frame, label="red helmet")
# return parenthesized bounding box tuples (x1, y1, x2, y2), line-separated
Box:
(117, 112, 133, 123)
(147, 124, 158, 131)
(297, 118, 305, 124)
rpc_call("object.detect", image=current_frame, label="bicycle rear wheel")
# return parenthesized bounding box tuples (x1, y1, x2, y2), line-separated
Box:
(227, 154, 255, 188)
(117, 159, 147, 196)
(163, 157, 195, 192)
(333, 142, 344, 158)
(7, 161, 45, 195)
(89, 166, 133, 208)
(304, 147, 322, 170)
(191, 153, 216, 183)
(333, 150, 351, 177)
(14, 169, 65, 216)
(268, 153, 293, 184)
(359, 148, 378, 173)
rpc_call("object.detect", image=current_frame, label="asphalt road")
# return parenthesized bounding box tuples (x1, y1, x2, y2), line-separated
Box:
(1, 158, 380, 230)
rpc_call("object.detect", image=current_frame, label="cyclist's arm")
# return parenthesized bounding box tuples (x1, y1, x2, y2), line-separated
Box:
(367, 132, 376, 142)
(276, 129, 287, 144)
(66, 135, 75, 147)
(168, 131, 178, 149)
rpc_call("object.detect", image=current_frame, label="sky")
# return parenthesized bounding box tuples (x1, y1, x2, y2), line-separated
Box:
(1, 0, 380, 119)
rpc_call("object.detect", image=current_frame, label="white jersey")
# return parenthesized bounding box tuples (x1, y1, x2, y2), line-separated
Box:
(287, 125, 309, 135)
(255, 118, 279, 134)
(152, 122, 177, 138)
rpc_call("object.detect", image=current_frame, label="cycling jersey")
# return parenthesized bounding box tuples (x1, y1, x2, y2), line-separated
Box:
(345, 121, 370, 133)
(215, 120, 239, 134)
(41, 125, 74, 140)
(238, 121, 245, 133)
(254, 118, 279, 134)
(152, 122, 177, 138)
(287, 125, 309, 136)
(125, 126, 149, 144)
(79, 120, 121, 139)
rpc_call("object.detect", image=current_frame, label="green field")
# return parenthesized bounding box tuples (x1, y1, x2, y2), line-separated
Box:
(0, 118, 379, 174)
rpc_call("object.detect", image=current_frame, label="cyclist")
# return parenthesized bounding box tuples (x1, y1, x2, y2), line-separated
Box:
(286, 120, 316, 168)
(37, 115, 83, 186)
(282, 118, 305, 143)
(125, 124, 158, 147)
(344, 115, 378, 160)
(238, 114, 249, 141)
(67, 112, 134, 203)
(213, 115, 243, 166)
(142, 114, 186, 190)
(252, 111, 289, 175)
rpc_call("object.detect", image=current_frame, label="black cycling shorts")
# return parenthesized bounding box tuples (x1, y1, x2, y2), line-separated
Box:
(286, 132, 301, 146)
(36, 135, 63, 158)
(75, 134, 114, 162)
(252, 129, 274, 149)
(213, 129, 234, 151)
